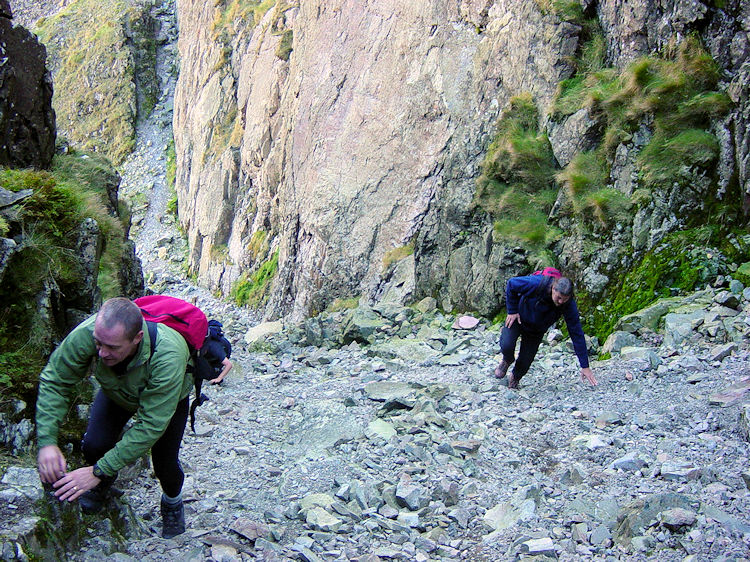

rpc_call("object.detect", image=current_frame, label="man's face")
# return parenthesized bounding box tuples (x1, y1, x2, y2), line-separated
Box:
(93, 317, 143, 367)
(551, 288, 571, 307)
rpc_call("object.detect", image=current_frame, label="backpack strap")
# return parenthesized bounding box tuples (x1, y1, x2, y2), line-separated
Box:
(146, 321, 158, 361)
(535, 274, 555, 300)
(189, 351, 212, 433)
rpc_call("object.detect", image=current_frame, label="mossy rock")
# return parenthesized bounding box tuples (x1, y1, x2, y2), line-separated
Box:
(735, 262, 750, 286)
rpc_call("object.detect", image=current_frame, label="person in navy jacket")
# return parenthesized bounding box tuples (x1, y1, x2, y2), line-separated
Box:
(494, 274, 597, 388)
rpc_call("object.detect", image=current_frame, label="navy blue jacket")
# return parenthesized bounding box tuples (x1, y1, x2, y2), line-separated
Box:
(505, 275, 589, 368)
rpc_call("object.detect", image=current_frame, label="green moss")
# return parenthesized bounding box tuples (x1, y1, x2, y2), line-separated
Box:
(638, 129, 719, 187)
(165, 138, 177, 191)
(326, 297, 360, 313)
(276, 29, 293, 60)
(382, 242, 414, 271)
(247, 230, 269, 260)
(582, 228, 740, 342)
(556, 150, 631, 228)
(210, 243, 232, 264)
(735, 262, 750, 286)
(231, 250, 279, 307)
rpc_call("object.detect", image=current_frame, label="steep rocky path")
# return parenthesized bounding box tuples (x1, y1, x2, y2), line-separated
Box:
(115, 305, 750, 562)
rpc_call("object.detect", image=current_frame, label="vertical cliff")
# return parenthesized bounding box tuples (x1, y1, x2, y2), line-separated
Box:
(0, 0, 56, 169)
(174, 0, 749, 321)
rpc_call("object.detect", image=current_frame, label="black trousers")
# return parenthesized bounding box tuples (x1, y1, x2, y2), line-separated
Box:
(81, 390, 189, 497)
(499, 322, 544, 382)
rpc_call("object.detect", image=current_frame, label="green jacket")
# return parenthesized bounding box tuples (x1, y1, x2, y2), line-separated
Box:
(36, 315, 191, 476)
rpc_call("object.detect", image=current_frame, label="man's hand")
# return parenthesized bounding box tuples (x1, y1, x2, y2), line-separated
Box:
(38, 445, 67, 484)
(505, 313, 521, 328)
(580, 367, 597, 386)
(52, 466, 101, 502)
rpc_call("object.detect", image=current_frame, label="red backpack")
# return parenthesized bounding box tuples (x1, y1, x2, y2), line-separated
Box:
(532, 267, 562, 279)
(134, 295, 212, 431)
(135, 295, 208, 350)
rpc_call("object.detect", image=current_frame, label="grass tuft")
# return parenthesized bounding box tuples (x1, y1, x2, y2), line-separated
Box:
(231, 250, 279, 307)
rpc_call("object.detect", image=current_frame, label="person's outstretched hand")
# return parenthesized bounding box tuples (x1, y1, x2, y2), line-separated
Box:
(505, 313, 521, 328)
(581, 367, 597, 386)
(53, 466, 101, 502)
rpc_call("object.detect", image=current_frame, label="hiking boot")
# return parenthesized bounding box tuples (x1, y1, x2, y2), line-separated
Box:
(507, 371, 519, 390)
(161, 497, 185, 539)
(494, 360, 510, 379)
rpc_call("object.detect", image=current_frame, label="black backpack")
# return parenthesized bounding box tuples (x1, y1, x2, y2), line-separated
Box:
(203, 319, 231, 367)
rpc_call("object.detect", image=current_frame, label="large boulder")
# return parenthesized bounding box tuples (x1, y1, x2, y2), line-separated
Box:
(0, 5, 56, 169)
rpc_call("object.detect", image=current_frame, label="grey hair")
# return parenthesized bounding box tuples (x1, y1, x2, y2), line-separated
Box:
(97, 298, 143, 340)
(553, 277, 574, 297)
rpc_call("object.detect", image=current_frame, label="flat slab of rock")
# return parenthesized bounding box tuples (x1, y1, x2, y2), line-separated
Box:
(708, 377, 750, 407)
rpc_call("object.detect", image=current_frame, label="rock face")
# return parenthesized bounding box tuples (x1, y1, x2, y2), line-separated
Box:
(174, 0, 579, 319)
(173, 0, 749, 320)
(0, 1, 56, 169)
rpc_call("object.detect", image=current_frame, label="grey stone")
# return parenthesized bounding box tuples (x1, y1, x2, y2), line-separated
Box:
(305, 507, 343, 532)
(620, 347, 662, 367)
(611, 452, 647, 472)
(364, 381, 417, 402)
(448, 507, 470, 528)
(395, 480, 429, 511)
(284, 400, 364, 459)
(660, 461, 700, 481)
(714, 291, 740, 309)
(729, 279, 744, 294)
(631, 535, 655, 552)
(664, 310, 705, 346)
(483, 498, 536, 532)
(741, 404, 750, 441)
(0, 17, 55, 169)
(342, 307, 388, 344)
(415, 297, 437, 313)
(0, 188, 33, 210)
(571, 522, 588, 543)
(614, 493, 695, 544)
(520, 537, 556, 555)
(660, 508, 697, 531)
(571, 433, 611, 450)
(701, 504, 750, 535)
(548, 108, 601, 168)
(590, 525, 612, 546)
(365, 418, 397, 440)
(602, 331, 640, 355)
(708, 342, 737, 362)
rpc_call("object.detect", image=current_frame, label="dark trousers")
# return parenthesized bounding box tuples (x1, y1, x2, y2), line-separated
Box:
(81, 390, 189, 497)
(499, 322, 544, 382)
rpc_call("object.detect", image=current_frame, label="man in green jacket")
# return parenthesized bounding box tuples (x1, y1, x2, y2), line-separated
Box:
(36, 297, 192, 539)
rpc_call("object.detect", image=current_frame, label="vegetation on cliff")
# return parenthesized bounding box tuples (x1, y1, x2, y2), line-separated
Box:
(474, 93, 560, 261)
(231, 249, 279, 307)
(478, 33, 744, 341)
(34, 0, 158, 165)
(0, 152, 128, 410)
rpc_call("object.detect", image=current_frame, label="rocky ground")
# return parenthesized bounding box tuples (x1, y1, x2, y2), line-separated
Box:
(3, 286, 750, 561)
(2, 1, 750, 561)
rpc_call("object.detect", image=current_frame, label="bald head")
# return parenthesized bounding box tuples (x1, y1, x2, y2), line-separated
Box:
(96, 297, 143, 340)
